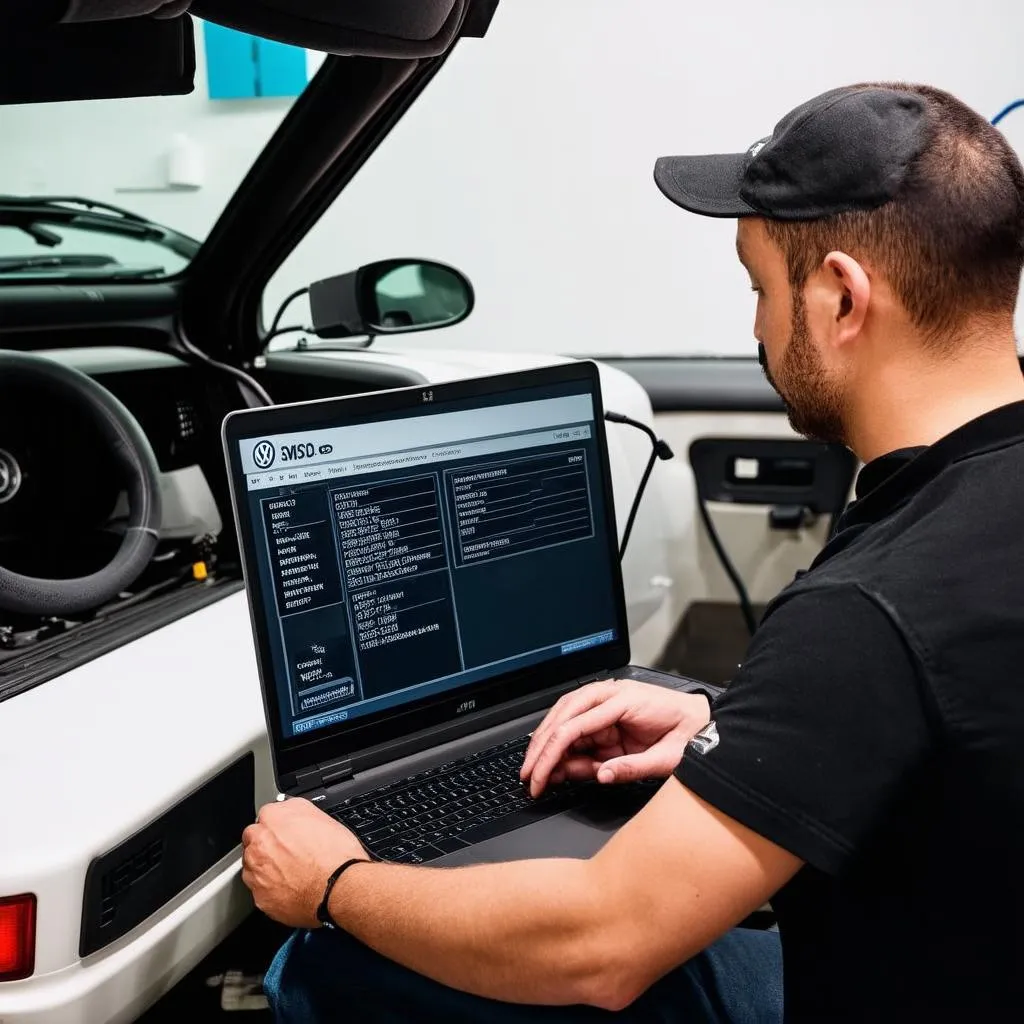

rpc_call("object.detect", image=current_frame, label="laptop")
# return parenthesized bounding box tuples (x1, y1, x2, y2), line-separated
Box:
(222, 360, 713, 867)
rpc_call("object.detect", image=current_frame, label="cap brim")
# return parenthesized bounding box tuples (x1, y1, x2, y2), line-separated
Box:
(654, 153, 758, 218)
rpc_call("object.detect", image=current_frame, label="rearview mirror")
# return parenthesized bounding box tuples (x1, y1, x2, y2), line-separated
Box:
(0, 16, 195, 104)
(193, 0, 474, 58)
(308, 259, 474, 341)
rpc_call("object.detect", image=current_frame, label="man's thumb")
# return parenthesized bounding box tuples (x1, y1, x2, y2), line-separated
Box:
(597, 750, 666, 784)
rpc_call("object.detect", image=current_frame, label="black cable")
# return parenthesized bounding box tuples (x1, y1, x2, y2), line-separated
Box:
(174, 288, 309, 406)
(604, 411, 674, 561)
(266, 288, 310, 340)
(176, 328, 274, 408)
(625, 449, 658, 560)
(695, 494, 759, 636)
(992, 99, 1024, 126)
(263, 324, 313, 347)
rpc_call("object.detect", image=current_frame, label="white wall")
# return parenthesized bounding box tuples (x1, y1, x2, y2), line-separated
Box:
(0, 26, 298, 246)
(2, 1, 1023, 355)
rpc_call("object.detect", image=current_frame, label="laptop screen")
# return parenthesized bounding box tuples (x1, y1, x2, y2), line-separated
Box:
(225, 364, 628, 760)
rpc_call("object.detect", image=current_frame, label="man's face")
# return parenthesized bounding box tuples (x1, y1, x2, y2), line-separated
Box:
(736, 219, 847, 445)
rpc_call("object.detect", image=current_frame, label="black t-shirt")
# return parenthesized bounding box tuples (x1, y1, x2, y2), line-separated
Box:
(676, 401, 1024, 1022)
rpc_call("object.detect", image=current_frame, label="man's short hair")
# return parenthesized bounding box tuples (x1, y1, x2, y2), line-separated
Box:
(763, 83, 1024, 341)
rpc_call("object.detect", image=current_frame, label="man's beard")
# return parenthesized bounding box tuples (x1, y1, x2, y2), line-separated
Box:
(760, 296, 847, 445)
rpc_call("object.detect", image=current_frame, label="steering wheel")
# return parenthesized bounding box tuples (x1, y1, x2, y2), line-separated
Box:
(0, 351, 162, 617)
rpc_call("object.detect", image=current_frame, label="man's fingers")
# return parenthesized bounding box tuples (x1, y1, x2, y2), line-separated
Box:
(536, 754, 607, 792)
(595, 742, 679, 785)
(527, 682, 621, 763)
(569, 724, 621, 753)
(521, 682, 618, 778)
(559, 756, 602, 781)
(527, 697, 627, 796)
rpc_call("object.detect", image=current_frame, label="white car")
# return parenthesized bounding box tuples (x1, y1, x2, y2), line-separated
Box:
(0, 3, 851, 1021)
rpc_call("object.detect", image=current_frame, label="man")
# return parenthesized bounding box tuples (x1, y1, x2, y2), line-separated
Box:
(243, 82, 1024, 1022)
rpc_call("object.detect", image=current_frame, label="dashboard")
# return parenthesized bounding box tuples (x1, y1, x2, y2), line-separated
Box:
(0, 342, 460, 707)
(0, 344, 241, 707)
(32, 347, 217, 471)
(0, 347, 224, 572)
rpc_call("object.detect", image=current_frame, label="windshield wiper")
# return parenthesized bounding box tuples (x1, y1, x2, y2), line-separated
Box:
(0, 195, 201, 261)
(0, 254, 167, 279)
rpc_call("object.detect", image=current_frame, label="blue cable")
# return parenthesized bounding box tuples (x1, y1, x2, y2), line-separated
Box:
(992, 99, 1024, 126)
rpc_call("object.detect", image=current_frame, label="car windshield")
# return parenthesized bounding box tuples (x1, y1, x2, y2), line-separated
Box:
(0, 19, 319, 282)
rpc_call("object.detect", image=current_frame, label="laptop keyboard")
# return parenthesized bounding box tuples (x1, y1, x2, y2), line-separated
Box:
(329, 736, 574, 864)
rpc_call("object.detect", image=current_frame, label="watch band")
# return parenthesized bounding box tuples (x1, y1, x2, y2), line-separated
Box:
(316, 857, 370, 929)
(694, 689, 719, 712)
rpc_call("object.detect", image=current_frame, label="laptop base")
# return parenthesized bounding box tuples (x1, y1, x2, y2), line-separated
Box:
(435, 782, 655, 866)
(327, 666, 717, 866)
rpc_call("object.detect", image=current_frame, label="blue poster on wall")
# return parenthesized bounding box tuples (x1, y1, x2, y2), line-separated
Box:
(203, 22, 308, 100)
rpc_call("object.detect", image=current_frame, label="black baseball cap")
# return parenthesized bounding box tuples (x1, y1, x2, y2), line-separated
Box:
(654, 86, 930, 220)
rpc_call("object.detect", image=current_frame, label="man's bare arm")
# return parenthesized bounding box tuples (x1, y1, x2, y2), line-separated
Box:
(327, 779, 802, 1010)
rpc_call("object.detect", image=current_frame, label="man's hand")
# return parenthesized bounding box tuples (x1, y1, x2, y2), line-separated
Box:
(241, 798, 367, 928)
(521, 680, 711, 796)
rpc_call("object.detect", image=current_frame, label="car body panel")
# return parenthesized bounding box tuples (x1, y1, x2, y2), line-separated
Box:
(0, 854, 249, 1024)
(0, 589, 265, 1020)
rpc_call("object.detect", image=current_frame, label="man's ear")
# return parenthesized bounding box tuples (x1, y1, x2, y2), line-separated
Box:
(816, 251, 870, 348)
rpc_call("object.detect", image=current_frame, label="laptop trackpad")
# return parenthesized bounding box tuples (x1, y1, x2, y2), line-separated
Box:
(435, 786, 653, 867)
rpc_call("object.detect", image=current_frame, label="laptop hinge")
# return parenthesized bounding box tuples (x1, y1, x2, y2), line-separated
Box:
(292, 757, 353, 797)
(292, 671, 620, 796)
(320, 758, 354, 787)
(293, 766, 324, 792)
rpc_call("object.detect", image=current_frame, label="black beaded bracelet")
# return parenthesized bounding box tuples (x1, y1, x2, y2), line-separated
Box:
(316, 857, 370, 929)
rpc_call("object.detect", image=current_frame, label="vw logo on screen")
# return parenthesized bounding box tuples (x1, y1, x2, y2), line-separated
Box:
(253, 440, 276, 470)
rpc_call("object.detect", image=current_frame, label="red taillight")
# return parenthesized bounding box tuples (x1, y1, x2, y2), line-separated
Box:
(0, 894, 36, 981)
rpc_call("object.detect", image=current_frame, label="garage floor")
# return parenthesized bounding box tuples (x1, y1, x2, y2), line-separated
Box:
(657, 601, 761, 685)
(138, 914, 289, 1020)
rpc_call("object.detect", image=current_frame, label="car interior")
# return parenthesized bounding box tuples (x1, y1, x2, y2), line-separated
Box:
(0, 3, 499, 709)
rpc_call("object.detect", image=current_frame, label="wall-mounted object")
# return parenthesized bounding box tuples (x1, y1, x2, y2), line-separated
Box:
(167, 132, 205, 190)
(202, 21, 307, 100)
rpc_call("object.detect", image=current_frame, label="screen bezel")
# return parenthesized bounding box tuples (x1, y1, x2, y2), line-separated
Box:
(222, 361, 631, 784)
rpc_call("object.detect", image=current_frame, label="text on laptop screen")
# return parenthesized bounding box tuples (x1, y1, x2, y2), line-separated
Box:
(239, 380, 619, 740)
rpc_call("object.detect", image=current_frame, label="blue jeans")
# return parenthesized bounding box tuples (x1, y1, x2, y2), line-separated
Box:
(264, 926, 782, 1023)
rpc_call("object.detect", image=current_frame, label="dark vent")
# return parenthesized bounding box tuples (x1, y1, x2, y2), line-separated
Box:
(175, 397, 200, 442)
(98, 838, 164, 929)
(80, 752, 253, 956)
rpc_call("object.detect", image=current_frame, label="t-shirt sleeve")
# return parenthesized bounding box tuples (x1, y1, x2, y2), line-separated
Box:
(675, 585, 931, 875)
